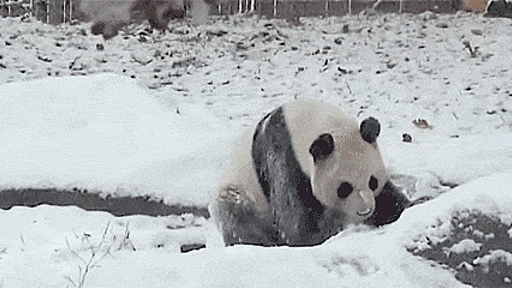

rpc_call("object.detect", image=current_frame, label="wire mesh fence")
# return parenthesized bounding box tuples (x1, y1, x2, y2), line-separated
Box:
(0, 0, 467, 24)
(0, 0, 82, 23)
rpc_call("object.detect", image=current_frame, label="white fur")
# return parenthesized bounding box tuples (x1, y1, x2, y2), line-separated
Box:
(216, 124, 270, 213)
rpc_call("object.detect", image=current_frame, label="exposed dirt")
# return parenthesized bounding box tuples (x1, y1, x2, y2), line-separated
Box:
(0, 188, 209, 217)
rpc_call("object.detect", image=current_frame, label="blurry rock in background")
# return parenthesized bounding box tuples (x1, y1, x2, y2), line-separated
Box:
(484, 0, 512, 18)
(461, 0, 489, 12)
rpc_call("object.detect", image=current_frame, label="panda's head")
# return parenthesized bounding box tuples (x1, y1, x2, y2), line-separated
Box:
(308, 117, 387, 225)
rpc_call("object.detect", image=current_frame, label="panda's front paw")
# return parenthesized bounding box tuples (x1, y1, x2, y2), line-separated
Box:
(409, 196, 433, 207)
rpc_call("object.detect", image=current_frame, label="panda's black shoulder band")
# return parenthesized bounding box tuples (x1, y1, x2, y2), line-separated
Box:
(360, 117, 380, 144)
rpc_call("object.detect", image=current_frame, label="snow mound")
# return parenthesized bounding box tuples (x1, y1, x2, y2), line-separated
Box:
(2, 171, 512, 287)
(405, 172, 512, 287)
(0, 73, 230, 206)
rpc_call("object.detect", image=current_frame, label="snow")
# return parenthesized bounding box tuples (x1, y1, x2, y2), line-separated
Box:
(445, 239, 482, 254)
(0, 11, 512, 288)
(474, 250, 512, 266)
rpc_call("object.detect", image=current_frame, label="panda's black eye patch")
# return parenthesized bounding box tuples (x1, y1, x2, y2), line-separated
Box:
(337, 182, 353, 198)
(369, 176, 378, 191)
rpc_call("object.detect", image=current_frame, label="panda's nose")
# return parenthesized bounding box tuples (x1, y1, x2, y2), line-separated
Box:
(356, 190, 375, 217)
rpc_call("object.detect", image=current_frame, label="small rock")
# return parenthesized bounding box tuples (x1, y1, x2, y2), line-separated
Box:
(37, 54, 52, 62)
(337, 67, 349, 74)
(412, 119, 432, 129)
(471, 29, 483, 36)
(402, 133, 413, 143)
(96, 43, 104, 51)
(180, 243, 206, 253)
(420, 11, 438, 21)
(334, 37, 343, 45)
(386, 62, 397, 69)
(435, 22, 449, 29)
(206, 29, 228, 37)
(131, 50, 153, 65)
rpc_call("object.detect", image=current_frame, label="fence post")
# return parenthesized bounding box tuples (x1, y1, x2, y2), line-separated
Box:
(273, 0, 276, 17)
(348, 0, 351, 14)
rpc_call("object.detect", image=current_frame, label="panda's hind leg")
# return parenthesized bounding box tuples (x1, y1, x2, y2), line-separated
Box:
(214, 185, 283, 246)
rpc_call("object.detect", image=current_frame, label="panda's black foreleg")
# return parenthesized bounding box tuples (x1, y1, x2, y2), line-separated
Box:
(366, 180, 411, 226)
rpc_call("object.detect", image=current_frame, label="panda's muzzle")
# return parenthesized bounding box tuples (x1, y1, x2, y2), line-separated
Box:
(356, 190, 375, 217)
(357, 207, 373, 216)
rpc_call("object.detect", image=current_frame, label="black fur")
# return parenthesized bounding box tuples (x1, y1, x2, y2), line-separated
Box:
(365, 180, 411, 226)
(360, 117, 381, 144)
(309, 133, 335, 162)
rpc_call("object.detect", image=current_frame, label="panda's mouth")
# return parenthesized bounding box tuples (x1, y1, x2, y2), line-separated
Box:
(357, 208, 373, 217)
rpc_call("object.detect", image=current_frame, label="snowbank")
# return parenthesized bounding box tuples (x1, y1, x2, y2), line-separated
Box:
(3, 172, 512, 287)
(0, 73, 231, 206)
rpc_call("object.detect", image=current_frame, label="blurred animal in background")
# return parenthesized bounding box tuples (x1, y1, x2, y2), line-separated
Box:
(80, 0, 213, 39)
(484, 0, 512, 17)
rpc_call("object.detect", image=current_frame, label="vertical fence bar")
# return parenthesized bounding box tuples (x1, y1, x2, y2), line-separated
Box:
(348, 0, 351, 14)
(63, 0, 66, 22)
(273, 0, 276, 16)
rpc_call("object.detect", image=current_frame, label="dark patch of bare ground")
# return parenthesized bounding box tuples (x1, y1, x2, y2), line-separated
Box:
(409, 210, 512, 288)
(0, 188, 209, 218)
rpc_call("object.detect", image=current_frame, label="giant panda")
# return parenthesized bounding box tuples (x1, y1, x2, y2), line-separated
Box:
(210, 100, 411, 246)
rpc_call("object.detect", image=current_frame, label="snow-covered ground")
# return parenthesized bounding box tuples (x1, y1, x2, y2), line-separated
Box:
(0, 11, 512, 287)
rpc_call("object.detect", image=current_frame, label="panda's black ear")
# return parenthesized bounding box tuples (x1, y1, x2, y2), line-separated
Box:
(309, 133, 334, 162)
(360, 117, 381, 144)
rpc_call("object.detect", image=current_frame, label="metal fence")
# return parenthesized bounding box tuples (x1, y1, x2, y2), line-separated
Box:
(0, 0, 77, 23)
(216, 0, 461, 18)
(1, 0, 463, 24)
